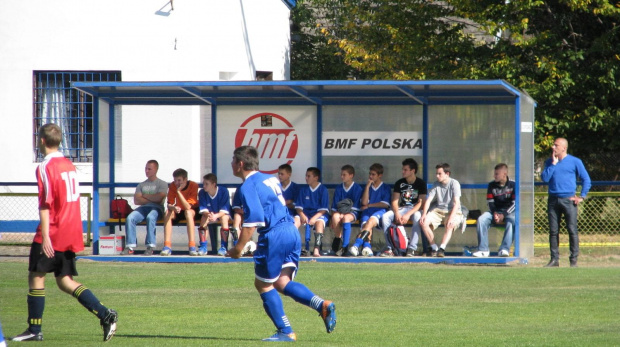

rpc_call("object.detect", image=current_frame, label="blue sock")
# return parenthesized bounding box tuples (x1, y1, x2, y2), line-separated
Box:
(353, 238, 363, 248)
(342, 223, 351, 248)
(260, 289, 293, 334)
(73, 285, 108, 320)
(283, 281, 324, 313)
(0, 320, 5, 343)
(27, 289, 45, 333)
(363, 241, 372, 249)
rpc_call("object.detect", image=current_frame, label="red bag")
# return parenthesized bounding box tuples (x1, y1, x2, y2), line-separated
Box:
(111, 195, 133, 219)
(387, 224, 409, 256)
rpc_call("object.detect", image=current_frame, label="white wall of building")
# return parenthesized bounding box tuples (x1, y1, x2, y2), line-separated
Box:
(0, 0, 291, 190)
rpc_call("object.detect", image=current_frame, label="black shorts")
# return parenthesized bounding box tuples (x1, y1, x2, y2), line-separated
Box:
(171, 206, 199, 225)
(28, 242, 78, 278)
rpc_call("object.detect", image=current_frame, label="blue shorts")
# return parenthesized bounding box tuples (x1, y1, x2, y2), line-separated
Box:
(254, 223, 301, 283)
(360, 210, 385, 229)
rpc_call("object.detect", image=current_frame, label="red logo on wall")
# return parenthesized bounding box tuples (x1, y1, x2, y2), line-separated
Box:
(234, 113, 299, 174)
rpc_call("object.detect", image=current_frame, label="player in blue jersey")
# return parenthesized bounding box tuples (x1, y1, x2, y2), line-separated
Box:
(197, 173, 233, 256)
(278, 164, 301, 229)
(229, 146, 336, 342)
(329, 165, 363, 256)
(348, 163, 391, 257)
(295, 167, 330, 257)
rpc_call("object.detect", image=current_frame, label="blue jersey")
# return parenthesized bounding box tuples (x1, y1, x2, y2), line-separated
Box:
(239, 171, 293, 234)
(231, 189, 243, 210)
(331, 182, 363, 213)
(198, 186, 231, 215)
(295, 183, 329, 217)
(281, 181, 299, 215)
(360, 182, 391, 218)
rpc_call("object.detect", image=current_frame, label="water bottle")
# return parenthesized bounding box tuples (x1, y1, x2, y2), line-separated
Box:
(462, 247, 472, 256)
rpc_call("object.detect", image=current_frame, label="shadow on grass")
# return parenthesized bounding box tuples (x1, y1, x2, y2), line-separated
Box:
(115, 333, 256, 342)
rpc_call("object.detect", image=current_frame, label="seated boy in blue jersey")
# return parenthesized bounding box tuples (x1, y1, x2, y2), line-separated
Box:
(198, 173, 233, 256)
(295, 167, 330, 257)
(278, 164, 301, 229)
(329, 165, 363, 256)
(349, 163, 391, 257)
(228, 146, 336, 342)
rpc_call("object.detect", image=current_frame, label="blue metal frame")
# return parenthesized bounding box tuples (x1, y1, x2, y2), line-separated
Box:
(72, 80, 534, 260)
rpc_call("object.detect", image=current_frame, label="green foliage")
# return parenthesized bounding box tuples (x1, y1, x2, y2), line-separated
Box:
(291, 0, 620, 158)
(1, 261, 619, 346)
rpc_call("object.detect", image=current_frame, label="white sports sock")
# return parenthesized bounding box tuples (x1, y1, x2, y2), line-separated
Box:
(440, 243, 447, 250)
(431, 244, 438, 251)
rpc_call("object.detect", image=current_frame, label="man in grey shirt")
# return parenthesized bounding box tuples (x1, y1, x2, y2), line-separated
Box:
(420, 163, 465, 257)
(121, 160, 168, 255)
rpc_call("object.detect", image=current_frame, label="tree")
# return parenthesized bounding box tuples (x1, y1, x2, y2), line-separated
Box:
(290, 0, 620, 166)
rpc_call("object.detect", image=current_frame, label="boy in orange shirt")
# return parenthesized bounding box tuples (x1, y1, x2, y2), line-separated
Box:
(161, 168, 199, 256)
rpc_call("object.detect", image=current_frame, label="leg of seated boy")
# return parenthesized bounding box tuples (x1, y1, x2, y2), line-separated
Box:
(162, 209, 176, 254)
(340, 212, 356, 250)
(313, 219, 325, 257)
(185, 209, 196, 252)
(330, 213, 343, 253)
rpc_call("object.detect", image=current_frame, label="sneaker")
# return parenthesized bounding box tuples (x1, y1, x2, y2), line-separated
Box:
(437, 248, 445, 257)
(460, 215, 468, 233)
(348, 245, 359, 256)
(405, 248, 416, 257)
(335, 248, 345, 256)
(425, 248, 437, 257)
(301, 249, 310, 257)
(100, 308, 118, 342)
(160, 246, 172, 256)
(262, 330, 297, 342)
(120, 247, 134, 255)
(380, 249, 394, 257)
(217, 246, 227, 256)
(320, 301, 337, 333)
(144, 247, 154, 256)
(197, 246, 208, 256)
(189, 246, 198, 256)
(498, 249, 510, 257)
(472, 250, 490, 257)
(361, 247, 374, 257)
(11, 330, 43, 341)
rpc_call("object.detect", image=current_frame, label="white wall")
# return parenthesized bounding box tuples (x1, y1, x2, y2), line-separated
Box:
(0, 0, 291, 190)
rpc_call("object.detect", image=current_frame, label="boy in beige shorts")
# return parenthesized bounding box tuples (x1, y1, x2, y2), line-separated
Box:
(419, 163, 466, 257)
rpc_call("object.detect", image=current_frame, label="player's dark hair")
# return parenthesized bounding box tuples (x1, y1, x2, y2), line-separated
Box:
(146, 159, 159, 169)
(341, 164, 355, 176)
(233, 146, 259, 171)
(203, 173, 217, 184)
(494, 163, 508, 171)
(39, 123, 62, 148)
(369, 163, 384, 175)
(402, 158, 418, 173)
(279, 163, 292, 174)
(173, 168, 188, 179)
(435, 163, 451, 175)
(306, 167, 321, 180)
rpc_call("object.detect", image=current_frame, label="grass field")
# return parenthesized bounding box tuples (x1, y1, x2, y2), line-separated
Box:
(1, 257, 619, 346)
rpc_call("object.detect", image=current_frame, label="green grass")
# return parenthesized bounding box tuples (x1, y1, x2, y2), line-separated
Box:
(1, 260, 619, 346)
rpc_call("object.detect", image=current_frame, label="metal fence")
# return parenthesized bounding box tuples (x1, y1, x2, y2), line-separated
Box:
(1, 191, 618, 248)
(534, 191, 620, 246)
(0, 193, 92, 246)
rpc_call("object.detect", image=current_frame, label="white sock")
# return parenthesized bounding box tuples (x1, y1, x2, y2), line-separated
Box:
(440, 243, 447, 250)
(431, 244, 438, 251)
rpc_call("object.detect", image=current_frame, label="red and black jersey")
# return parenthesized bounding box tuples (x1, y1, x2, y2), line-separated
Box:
(34, 152, 84, 253)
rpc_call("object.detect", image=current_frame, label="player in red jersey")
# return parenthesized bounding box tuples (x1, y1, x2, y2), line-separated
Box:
(12, 124, 118, 342)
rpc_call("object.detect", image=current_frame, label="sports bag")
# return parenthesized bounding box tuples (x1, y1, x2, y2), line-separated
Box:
(387, 224, 408, 256)
(336, 198, 354, 214)
(111, 195, 133, 232)
(111, 195, 133, 219)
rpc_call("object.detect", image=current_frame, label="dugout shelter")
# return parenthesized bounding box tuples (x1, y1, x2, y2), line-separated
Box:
(73, 80, 536, 263)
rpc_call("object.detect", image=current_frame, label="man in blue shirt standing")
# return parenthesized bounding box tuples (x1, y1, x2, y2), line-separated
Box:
(229, 146, 336, 342)
(541, 138, 591, 268)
